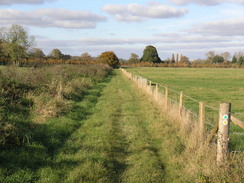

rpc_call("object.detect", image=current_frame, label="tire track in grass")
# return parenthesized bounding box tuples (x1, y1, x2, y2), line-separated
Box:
(38, 70, 167, 182)
(102, 72, 165, 183)
(118, 76, 165, 183)
(38, 72, 129, 183)
(104, 89, 129, 183)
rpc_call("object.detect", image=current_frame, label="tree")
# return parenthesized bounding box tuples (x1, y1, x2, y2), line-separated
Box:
(29, 48, 45, 60)
(170, 53, 175, 64)
(0, 24, 35, 65)
(239, 56, 244, 65)
(232, 55, 237, 63)
(62, 54, 71, 60)
(80, 52, 92, 61)
(98, 51, 120, 68)
(235, 51, 244, 60)
(176, 53, 179, 63)
(212, 55, 224, 64)
(220, 52, 231, 62)
(0, 40, 4, 58)
(205, 51, 215, 63)
(140, 45, 161, 63)
(128, 53, 140, 64)
(49, 48, 63, 59)
(0, 40, 8, 65)
(179, 56, 190, 64)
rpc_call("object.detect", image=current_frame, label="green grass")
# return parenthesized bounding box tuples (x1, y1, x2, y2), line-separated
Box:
(0, 70, 199, 182)
(1, 69, 243, 182)
(0, 74, 112, 183)
(125, 67, 244, 151)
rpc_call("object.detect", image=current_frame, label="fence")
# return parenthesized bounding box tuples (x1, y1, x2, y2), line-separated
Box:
(120, 68, 244, 166)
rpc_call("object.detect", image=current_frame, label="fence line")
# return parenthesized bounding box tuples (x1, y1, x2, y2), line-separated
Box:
(120, 68, 244, 165)
(231, 132, 244, 135)
(232, 112, 244, 115)
(205, 104, 220, 111)
(231, 151, 244, 154)
(205, 122, 215, 127)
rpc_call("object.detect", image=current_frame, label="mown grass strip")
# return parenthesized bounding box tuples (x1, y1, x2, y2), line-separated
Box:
(37, 70, 171, 183)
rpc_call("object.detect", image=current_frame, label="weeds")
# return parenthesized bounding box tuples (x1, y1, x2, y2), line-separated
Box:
(0, 64, 112, 146)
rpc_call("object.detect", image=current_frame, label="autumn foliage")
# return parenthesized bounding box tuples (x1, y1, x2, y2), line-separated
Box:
(98, 51, 120, 68)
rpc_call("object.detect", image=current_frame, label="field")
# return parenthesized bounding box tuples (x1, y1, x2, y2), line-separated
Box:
(126, 67, 244, 112)
(0, 67, 200, 182)
(126, 67, 244, 151)
(0, 65, 243, 182)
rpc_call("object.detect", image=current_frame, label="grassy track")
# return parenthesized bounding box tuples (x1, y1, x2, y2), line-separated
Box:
(1, 70, 191, 182)
(1, 69, 242, 182)
(42, 70, 169, 183)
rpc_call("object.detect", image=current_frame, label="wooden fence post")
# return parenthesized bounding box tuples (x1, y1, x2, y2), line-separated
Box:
(179, 91, 183, 116)
(165, 87, 168, 109)
(199, 102, 205, 139)
(57, 80, 63, 100)
(217, 103, 231, 166)
(144, 79, 147, 92)
(149, 81, 152, 94)
(155, 84, 158, 101)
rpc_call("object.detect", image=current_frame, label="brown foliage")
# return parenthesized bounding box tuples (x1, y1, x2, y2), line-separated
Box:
(98, 51, 120, 68)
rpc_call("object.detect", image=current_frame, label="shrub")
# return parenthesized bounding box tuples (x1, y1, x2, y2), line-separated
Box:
(98, 51, 120, 68)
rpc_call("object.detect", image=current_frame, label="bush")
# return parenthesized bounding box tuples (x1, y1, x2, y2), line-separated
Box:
(98, 51, 120, 68)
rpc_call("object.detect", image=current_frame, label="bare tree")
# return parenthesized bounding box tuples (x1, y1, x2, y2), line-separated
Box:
(234, 51, 244, 60)
(205, 51, 215, 59)
(80, 52, 92, 61)
(205, 51, 215, 63)
(220, 52, 231, 62)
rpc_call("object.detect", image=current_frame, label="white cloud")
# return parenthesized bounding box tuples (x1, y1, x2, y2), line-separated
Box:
(102, 2, 188, 22)
(168, 0, 244, 6)
(0, 0, 56, 5)
(0, 9, 107, 29)
(154, 33, 231, 43)
(35, 33, 238, 47)
(188, 18, 244, 36)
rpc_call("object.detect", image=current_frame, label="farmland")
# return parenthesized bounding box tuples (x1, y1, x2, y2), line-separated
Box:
(126, 67, 244, 151)
(0, 65, 243, 182)
(0, 67, 198, 182)
(125, 67, 244, 113)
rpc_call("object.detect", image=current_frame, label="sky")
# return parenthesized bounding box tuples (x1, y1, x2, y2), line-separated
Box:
(1, 0, 244, 60)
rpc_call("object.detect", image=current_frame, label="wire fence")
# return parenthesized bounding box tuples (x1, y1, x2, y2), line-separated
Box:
(121, 68, 244, 155)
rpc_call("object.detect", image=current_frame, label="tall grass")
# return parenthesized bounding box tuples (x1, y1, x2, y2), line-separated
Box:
(0, 64, 112, 146)
(0, 64, 112, 182)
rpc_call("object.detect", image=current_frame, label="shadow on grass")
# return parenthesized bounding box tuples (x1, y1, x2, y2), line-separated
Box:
(0, 72, 115, 182)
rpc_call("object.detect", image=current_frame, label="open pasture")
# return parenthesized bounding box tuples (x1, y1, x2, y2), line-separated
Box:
(126, 67, 244, 111)
(126, 67, 244, 151)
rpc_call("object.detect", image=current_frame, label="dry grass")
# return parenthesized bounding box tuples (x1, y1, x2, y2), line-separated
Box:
(0, 64, 112, 144)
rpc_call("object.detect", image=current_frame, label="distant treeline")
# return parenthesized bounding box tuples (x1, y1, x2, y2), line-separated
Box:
(1, 25, 243, 68)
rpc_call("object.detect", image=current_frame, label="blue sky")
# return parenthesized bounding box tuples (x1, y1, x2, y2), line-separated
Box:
(1, 0, 244, 60)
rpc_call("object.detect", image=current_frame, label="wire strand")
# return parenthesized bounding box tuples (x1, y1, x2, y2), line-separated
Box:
(230, 132, 244, 135)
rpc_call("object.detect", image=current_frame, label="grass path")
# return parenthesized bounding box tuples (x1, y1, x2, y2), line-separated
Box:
(1, 70, 188, 183)
(43, 70, 186, 183)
